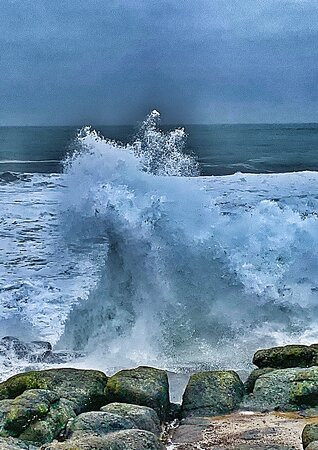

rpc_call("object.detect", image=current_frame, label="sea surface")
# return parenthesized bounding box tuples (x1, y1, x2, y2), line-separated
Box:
(1, 116, 318, 380)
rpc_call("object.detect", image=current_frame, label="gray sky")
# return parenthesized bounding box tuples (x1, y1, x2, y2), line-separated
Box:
(1, 0, 317, 124)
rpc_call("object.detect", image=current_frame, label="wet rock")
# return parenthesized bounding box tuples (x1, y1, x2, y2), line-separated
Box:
(0, 336, 31, 359)
(244, 368, 275, 393)
(0, 336, 80, 365)
(0, 436, 38, 449)
(0, 172, 19, 183)
(0, 368, 108, 414)
(0, 389, 75, 444)
(253, 345, 314, 369)
(302, 423, 318, 448)
(104, 366, 170, 421)
(181, 370, 244, 418)
(41, 429, 164, 449)
(247, 366, 318, 411)
(101, 402, 161, 435)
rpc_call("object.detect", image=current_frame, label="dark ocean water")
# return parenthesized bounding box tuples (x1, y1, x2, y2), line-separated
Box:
(0, 124, 317, 175)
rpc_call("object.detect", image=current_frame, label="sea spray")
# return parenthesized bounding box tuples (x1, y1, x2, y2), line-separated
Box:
(55, 112, 318, 372)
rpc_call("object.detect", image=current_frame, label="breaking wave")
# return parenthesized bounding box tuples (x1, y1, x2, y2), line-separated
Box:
(54, 111, 318, 372)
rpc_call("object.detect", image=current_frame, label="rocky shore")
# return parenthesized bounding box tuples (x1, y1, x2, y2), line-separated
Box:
(1, 338, 318, 448)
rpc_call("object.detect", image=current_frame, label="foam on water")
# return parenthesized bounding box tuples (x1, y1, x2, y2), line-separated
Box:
(1, 111, 318, 377)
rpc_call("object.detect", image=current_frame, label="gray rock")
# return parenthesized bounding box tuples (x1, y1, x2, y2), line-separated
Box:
(101, 402, 161, 435)
(181, 370, 244, 418)
(0, 336, 31, 359)
(66, 411, 136, 438)
(0, 172, 19, 183)
(41, 429, 164, 449)
(0, 368, 108, 414)
(104, 366, 170, 421)
(253, 345, 314, 369)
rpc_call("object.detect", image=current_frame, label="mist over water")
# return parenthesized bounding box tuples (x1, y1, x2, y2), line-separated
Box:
(50, 111, 318, 372)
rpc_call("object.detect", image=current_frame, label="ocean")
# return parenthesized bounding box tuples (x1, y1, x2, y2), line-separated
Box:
(1, 114, 318, 379)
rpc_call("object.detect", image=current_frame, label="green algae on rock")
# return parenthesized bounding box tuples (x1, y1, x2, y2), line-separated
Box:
(181, 370, 244, 418)
(104, 366, 170, 421)
(0, 368, 108, 414)
(253, 345, 314, 369)
(0, 389, 75, 445)
(247, 366, 318, 411)
(41, 429, 165, 449)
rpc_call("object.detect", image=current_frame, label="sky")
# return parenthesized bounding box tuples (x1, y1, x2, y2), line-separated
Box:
(0, 0, 317, 124)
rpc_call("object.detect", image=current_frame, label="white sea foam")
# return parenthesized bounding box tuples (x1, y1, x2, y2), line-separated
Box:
(1, 111, 318, 378)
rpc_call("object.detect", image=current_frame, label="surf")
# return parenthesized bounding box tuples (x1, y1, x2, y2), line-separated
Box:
(53, 111, 318, 372)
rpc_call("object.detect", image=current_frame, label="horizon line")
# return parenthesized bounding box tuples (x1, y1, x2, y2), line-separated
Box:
(0, 122, 317, 127)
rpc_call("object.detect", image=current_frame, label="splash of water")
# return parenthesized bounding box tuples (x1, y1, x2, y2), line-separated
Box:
(56, 112, 318, 372)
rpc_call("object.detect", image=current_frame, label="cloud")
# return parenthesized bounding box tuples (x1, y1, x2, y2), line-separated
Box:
(0, 0, 317, 124)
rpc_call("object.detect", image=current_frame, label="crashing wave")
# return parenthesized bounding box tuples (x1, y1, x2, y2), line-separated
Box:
(51, 111, 318, 372)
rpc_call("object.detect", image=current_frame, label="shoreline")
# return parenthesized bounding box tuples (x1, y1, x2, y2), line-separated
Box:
(1, 338, 318, 448)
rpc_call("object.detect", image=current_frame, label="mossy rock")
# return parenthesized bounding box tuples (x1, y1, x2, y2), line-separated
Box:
(244, 368, 275, 393)
(104, 366, 170, 421)
(253, 345, 314, 369)
(0, 389, 75, 444)
(101, 403, 160, 435)
(41, 429, 164, 449)
(246, 366, 318, 411)
(0, 368, 108, 414)
(289, 368, 318, 407)
(303, 423, 318, 448)
(181, 370, 244, 418)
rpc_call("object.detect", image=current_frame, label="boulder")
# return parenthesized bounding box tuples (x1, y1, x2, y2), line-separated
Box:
(244, 368, 275, 393)
(253, 345, 314, 369)
(104, 366, 170, 421)
(0, 172, 19, 183)
(41, 429, 164, 449)
(65, 411, 135, 438)
(303, 423, 318, 448)
(289, 368, 318, 407)
(0, 336, 31, 359)
(0, 437, 38, 449)
(181, 370, 244, 418)
(0, 368, 108, 414)
(101, 403, 160, 435)
(0, 336, 80, 365)
(0, 389, 75, 444)
(248, 366, 318, 411)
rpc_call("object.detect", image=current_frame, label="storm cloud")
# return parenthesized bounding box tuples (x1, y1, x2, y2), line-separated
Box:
(1, 0, 317, 124)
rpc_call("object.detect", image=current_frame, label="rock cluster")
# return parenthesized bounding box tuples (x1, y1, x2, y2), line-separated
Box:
(1, 341, 318, 448)
(0, 365, 167, 449)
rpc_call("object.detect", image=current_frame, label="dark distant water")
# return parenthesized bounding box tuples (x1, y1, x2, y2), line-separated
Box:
(0, 124, 317, 175)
